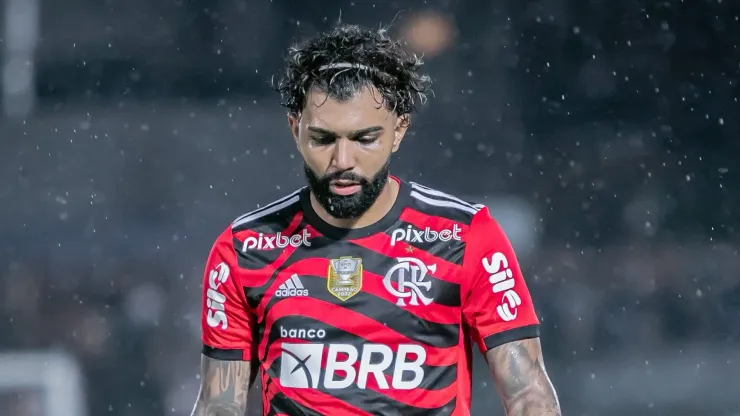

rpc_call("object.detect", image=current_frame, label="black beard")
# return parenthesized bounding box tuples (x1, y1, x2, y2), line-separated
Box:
(304, 159, 390, 220)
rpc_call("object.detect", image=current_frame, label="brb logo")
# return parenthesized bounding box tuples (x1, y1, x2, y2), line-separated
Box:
(483, 252, 521, 322)
(241, 229, 311, 252)
(205, 262, 230, 329)
(279, 343, 426, 390)
(383, 257, 435, 307)
(390, 224, 462, 246)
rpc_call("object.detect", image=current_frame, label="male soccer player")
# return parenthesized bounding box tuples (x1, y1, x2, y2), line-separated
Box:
(191, 24, 560, 416)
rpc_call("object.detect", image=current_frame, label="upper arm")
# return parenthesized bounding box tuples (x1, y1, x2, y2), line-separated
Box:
(194, 227, 258, 415)
(196, 354, 253, 415)
(461, 207, 540, 353)
(201, 227, 257, 361)
(485, 338, 559, 414)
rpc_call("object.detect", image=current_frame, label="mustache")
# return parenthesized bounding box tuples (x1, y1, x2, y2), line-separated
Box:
(318, 170, 369, 184)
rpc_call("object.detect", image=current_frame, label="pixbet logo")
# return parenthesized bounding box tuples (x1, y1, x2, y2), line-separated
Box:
(482, 252, 521, 322)
(241, 229, 311, 252)
(205, 262, 230, 329)
(390, 224, 462, 246)
(279, 326, 326, 340)
(279, 343, 426, 390)
(383, 257, 435, 307)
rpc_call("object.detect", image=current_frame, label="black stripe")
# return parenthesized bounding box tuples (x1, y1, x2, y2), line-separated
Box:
(258, 275, 460, 350)
(265, 315, 457, 391)
(268, 392, 324, 416)
(482, 324, 540, 351)
(201, 344, 244, 360)
(410, 183, 479, 209)
(232, 190, 304, 227)
(234, 236, 282, 270)
(384, 220, 466, 266)
(232, 199, 302, 234)
(407, 195, 477, 225)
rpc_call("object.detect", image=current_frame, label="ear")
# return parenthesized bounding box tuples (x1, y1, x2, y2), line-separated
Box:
(287, 113, 300, 148)
(392, 114, 410, 153)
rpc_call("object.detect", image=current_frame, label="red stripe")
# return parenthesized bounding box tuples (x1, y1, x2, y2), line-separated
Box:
(261, 224, 321, 276)
(261, 298, 457, 367)
(351, 233, 463, 284)
(272, 386, 372, 416)
(255, 258, 461, 325)
(233, 213, 324, 286)
(263, 339, 456, 408)
(400, 207, 470, 236)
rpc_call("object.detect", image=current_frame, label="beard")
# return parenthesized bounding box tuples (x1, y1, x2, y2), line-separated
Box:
(304, 158, 390, 220)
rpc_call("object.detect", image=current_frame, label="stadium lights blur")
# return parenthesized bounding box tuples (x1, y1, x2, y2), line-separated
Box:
(2, 0, 39, 118)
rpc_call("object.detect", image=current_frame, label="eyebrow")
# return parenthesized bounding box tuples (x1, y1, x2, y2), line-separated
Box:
(307, 126, 384, 138)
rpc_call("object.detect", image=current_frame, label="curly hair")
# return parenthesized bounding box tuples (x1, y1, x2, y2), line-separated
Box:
(273, 24, 433, 121)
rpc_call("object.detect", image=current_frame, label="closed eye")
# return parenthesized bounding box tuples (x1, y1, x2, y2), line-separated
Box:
(309, 136, 335, 146)
(356, 136, 378, 145)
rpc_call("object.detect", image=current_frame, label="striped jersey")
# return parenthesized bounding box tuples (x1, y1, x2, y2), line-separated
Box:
(201, 177, 540, 416)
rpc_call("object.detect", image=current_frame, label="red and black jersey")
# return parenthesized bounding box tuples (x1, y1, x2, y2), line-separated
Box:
(201, 177, 540, 416)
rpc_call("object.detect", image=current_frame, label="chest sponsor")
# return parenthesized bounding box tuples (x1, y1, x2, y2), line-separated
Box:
(279, 342, 426, 390)
(241, 229, 312, 252)
(390, 224, 462, 246)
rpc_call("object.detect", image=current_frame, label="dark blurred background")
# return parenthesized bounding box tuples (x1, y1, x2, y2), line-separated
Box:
(1, 0, 739, 415)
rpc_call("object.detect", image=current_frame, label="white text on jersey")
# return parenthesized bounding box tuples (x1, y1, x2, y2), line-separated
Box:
(482, 252, 521, 322)
(390, 224, 462, 246)
(241, 229, 312, 252)
(206, 262, 230, 329)
(280, 326, 326, 339)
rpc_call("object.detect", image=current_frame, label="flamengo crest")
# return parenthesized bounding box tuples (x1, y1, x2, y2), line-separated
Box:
(383, 257, 435, 307)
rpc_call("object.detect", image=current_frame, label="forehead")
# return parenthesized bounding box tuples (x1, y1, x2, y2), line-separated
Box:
(301, 87, 395, 130)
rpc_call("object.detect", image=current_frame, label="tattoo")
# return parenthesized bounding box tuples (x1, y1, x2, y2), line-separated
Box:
(486, 338, 561, 416)
(191, 355, 252, 416)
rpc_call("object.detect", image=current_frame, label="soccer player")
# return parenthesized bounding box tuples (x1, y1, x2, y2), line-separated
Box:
(191, 24, 560, 416)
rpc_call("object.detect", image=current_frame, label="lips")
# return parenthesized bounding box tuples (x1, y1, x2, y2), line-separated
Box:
(332, 179, 360, 186)
(329, 180, 362, 196)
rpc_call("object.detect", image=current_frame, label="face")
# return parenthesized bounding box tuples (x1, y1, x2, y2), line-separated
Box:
(289, 86, 409, 219)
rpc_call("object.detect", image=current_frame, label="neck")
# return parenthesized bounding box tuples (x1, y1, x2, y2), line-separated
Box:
(310, 177, 399, 229)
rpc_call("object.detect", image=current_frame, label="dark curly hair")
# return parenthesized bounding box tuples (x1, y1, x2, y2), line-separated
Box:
(273, 24, 433, 123)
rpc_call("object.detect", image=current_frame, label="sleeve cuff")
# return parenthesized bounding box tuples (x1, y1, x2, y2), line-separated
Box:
(481, 324, 540, 352)
(201, 344, 247, 360)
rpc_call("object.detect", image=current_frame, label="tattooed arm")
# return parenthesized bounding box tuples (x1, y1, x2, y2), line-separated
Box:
(190, 355, 254, 416)
(486, 338, 560, 416)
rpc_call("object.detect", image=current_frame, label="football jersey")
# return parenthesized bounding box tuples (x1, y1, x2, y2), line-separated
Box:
(201, 177, 540, 416)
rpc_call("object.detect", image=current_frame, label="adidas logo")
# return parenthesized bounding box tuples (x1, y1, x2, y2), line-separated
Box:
(275, 274, 309, 298)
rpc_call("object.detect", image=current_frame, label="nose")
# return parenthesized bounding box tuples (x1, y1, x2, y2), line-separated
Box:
(331, 138, 355, 171)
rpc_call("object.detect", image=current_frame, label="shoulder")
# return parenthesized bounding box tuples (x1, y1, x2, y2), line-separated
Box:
(230, 187, 305, 233)
(406, 181, 487, 226)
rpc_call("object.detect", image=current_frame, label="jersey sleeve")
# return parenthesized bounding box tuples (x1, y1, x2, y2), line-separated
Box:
(462, 207, 540, 353)
(201, 226, 255, 361)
